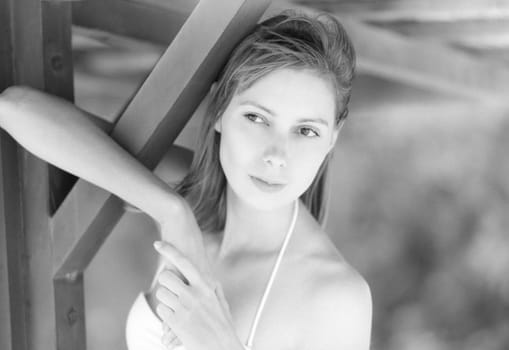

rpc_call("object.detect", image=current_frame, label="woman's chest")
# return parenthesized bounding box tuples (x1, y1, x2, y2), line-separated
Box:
(211, 257, 312, 349)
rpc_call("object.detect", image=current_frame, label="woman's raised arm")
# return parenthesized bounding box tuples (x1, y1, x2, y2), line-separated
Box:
(0, 86, 179, 222)
(0, 86, 208, 271)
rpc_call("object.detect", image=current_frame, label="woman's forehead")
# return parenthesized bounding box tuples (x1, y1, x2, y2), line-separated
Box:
(231, 68, 336, 122)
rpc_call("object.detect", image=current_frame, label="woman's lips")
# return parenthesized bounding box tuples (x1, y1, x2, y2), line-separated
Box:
(250, 176, 286, 192)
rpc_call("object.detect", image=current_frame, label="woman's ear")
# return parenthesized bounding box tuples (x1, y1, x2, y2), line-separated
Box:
(209, 82, 221, 133)
(214, 118, 222, 133)
(328, 119, 345, 152)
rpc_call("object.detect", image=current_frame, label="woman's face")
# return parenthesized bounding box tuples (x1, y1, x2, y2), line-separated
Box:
(215, 68, 340, 210)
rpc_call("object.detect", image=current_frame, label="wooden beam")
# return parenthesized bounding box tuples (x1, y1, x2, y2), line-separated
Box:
(267, 1, 509, 104)
(0, 1, 51, 349)
(295, 0, 509, 21)
(1, 0, 86, 349)
(54, 274, 86, 350)
(52, 0, 272, 277)
(0, 135, 28, 350)
(71, 0, 191, 46)
(41, 6, 87, 348)
(42, 1, 79, 215)
(0, 6, 16, 348)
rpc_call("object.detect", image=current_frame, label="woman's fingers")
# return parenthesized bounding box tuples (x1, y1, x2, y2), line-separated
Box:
(156, 303, 177, 325)
(158, 269, 189, 297)
(161, 327, 178, 348)
(214, 282, 232, 316)
(156, 286, 180, 311)
(154, 241, 209, 290)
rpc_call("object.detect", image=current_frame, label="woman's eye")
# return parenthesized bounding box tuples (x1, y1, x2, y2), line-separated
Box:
(244, 113, 265, 124)
(299, 127, 320, 137)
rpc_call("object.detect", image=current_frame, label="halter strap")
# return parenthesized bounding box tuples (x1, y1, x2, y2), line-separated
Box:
(244, 200, 299, 349)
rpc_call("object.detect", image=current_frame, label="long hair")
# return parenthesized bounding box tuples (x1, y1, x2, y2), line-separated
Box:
(175, 11, 356, 233)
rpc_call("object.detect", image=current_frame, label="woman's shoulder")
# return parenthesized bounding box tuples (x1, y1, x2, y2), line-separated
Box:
(303, 261, 372, 349)
(292, 208, 372, 349)
(294, 223, 370, 306)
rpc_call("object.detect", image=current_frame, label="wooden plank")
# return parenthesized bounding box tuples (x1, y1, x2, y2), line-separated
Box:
(40, 3, 88, 349)
(296, 0, 509, 21)
(42, 1, 78, 215)
(0, 16, 14, 350)
(1, 0, 83, 349)
(42, 2, 74, 102)
(0, 1, 51, 349)
(52, 0, 272, 277)
(54, 274, 86, 350)
(72, 0, 191, 46)
(267, 1, 509, 104)
(20, 152, 55, 350)
(0, 134, 28, 350)
(0, 0, 14, 89)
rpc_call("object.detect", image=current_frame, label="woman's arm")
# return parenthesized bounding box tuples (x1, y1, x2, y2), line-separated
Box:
(0, 86, 208, 271)
(0, 85, 179, 224)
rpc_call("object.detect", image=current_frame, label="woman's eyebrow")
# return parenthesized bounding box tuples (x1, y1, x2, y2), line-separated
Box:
(240, 100, 330, 126)
(240, 100, 275, 115)
(297, 118, 330, 127)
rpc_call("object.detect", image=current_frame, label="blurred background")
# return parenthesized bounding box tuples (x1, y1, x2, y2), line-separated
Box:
(70, 1, 509, 349)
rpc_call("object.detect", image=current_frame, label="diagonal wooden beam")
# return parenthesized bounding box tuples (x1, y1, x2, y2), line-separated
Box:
(52, 0, 272, 278)
(267, 1, 509, 104)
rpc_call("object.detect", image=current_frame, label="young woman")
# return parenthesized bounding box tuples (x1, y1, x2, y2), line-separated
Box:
(0, 11, 371, 350)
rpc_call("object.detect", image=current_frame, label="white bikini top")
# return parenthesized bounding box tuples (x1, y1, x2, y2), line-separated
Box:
(125, 200, 299, 350)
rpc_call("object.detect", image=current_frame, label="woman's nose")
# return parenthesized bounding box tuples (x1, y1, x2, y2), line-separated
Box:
(262, 141, 288, 168)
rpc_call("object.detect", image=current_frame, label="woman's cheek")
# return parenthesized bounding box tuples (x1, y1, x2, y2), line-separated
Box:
(232, 125, 266, 159)
(291, 146, 329, 188)
(220, 122, 260, 172)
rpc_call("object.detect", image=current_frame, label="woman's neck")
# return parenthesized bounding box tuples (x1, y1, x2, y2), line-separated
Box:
(216, 186, 297, 259)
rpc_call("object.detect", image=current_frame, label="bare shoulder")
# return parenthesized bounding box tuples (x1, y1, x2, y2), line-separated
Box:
(293, 222, 372, 349)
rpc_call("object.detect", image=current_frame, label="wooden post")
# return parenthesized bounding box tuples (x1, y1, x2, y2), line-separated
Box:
(0, 134, 29, 350)
(0, 0, 76, 349)
(42, 1, 78, 215)
(0, 0, 48, 348)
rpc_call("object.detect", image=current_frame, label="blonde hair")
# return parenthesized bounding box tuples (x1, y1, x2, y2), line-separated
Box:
(175, 11, 356, 233)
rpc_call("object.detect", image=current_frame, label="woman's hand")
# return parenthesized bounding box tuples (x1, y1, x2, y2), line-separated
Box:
(153, 241, 245, 350)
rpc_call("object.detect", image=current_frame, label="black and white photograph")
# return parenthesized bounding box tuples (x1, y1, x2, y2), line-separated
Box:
(1, 1, 508, 350)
